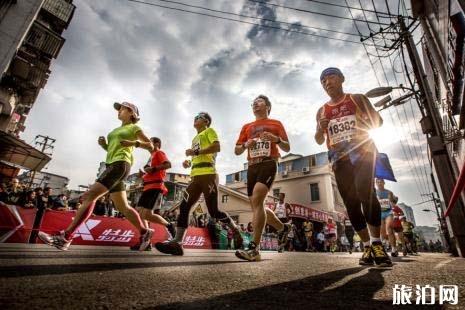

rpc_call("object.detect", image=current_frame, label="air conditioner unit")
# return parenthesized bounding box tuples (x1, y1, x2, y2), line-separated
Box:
(302, 167, 310, 174)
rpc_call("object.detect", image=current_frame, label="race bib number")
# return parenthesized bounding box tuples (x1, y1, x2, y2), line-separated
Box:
(327, 115, 357, 146)
(249, 138, 271, 158)
(379, 198, 391, 211)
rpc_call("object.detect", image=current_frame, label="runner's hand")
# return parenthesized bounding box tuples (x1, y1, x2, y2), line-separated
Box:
(144, 166, 154, 173)
(319, 117, 329, 130)
(120, 140, 135, 147)
(185, 149, 195, 156)
(245, 139, 256, 149)
(182, 160, 191, 169)
(260, 131, 278, 142)
(138, 169, 145, 178)
(98, 136, 106, 146)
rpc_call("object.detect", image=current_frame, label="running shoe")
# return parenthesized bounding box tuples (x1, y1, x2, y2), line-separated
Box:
(155, 240, 184, 256)
(235, 241, 261, 262)
(391, 250, 399, 257)
(130, 243, 152, 251)
(277, 223, 290, 253)
(371, 242, 393, 267)
(359, 246, 374, 265)
(233, 228, 243, 249)
(139, 228, 154, 251)
(38, 230, 71, 251)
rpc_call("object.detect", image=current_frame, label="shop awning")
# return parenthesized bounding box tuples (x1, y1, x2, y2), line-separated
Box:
(0, 131, 50, 171)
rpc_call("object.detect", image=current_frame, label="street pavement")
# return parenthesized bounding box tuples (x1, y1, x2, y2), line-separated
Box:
(0, 244, 464, 309)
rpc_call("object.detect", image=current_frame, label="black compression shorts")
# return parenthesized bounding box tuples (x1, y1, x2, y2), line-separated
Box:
(96, 161, 130, 193)
(247, 160, 277, 196)
(137, 189, 163, 210)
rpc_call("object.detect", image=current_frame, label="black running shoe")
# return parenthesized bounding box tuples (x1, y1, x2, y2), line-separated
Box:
(391, 250, 399, 257)
(371, 242, 393, 267)
(155, 240, 184, 256)
(359, 246, 374, 265)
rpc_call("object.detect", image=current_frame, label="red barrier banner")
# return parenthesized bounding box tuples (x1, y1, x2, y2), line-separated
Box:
(38, 210, 212, 249)
(0, 205, 36, 243)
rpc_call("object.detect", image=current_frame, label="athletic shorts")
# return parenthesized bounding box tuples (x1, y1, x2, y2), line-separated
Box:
(247, 160, 277, 196)
(96, 161, 130, 193)
(137, 189, 163, 211)
(381, 210, 393, 221)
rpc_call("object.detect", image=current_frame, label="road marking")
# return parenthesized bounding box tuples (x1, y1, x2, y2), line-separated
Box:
(320, 268, 370, 292)
(433, 258, 455, 269)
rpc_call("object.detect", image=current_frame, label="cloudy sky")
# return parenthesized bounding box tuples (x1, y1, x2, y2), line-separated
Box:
(22, 0, 439, 227)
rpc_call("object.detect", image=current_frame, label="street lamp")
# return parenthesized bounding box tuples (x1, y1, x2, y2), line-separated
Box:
(365, 85, 419, 111)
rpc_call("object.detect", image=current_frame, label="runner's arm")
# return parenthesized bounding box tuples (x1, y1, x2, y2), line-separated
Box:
(353, 94, 383, 129)
(135, 131, 154, 152)
(198, 141, 220, 155)
(314, 106, 326, 145)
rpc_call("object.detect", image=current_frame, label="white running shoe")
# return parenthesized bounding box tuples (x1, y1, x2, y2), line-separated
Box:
(235, 242, 261, 262)
(139, 228, 154, 251)
(38, 231, 71, 251)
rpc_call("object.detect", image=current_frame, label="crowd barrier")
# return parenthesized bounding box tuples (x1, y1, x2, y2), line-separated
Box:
(0, 205, 211, 249)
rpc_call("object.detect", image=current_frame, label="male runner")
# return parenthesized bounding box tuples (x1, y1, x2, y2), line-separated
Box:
(315, 67, 392, 266)
(131, 137, 175, 251)
(234, 95, 291, 261)
(391, 202, 407, 256)
(376, 178, 399, 257)
(155, 112, 242, 255)
(272, 193, 293, 252)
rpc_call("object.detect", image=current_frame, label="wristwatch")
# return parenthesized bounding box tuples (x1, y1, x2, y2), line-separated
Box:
(194, 149, 200, 156)
(135, 141, 141, 148)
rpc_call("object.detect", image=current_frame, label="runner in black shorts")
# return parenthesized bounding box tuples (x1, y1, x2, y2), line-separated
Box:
(38, 101, 154, 251)
(315, 67, 391, 267)
(131, 137, 175, 250)
(234, 95, 291, 261)
(155, 112, 242, 256)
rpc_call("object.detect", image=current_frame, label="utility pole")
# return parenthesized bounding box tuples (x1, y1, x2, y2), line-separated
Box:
(400, 17, 465, 256)
(29, 135, 55, 189)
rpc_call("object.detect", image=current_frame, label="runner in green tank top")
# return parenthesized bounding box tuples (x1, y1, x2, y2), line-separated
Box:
(155, 112, 243, 255)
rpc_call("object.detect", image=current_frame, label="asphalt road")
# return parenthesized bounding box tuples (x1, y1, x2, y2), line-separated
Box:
(0, 244, 464, 309)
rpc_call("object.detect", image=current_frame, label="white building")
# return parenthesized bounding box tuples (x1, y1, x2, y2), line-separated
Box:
(18, 170, 69, 194)
(398, 203, 416, 226)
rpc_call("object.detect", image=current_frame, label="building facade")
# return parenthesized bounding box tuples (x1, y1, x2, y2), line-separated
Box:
(398, 202, 416, 226)
(17, 170, 69, 194)
(0, 0, 74, 181)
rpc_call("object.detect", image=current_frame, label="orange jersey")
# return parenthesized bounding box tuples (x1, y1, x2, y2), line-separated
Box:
(236, 119, 288, 161)
(142, 150, 169, 194)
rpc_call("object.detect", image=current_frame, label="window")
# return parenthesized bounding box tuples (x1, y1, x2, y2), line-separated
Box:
(222, 194, 229, 203)
(309, 155, 316, 167)
(310, 183, 320, 202)
(273, 188, 280, 197)
(234, 172, 240, 182)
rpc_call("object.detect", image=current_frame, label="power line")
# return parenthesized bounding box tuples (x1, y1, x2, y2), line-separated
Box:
(246, 0, 391, 26)
(346, 0, 430, 200)
(300, 0, 395, 16)
(148, 0, 361, 37)
(123, 0, 381, 46)
(368, 1, 432, 197)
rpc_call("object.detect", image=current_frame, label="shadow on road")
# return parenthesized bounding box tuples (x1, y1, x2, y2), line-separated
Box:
(154, 267, 441, 310)
(0, 260, 245, 278)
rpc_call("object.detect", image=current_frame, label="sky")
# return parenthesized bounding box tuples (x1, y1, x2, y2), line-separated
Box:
(21, 0, 439, 227)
